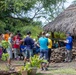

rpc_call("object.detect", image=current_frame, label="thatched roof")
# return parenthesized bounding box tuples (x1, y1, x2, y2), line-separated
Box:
(44, 4, 76, 35)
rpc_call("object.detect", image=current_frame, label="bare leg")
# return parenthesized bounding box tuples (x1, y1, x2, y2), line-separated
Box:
(8, 58, 11, 65)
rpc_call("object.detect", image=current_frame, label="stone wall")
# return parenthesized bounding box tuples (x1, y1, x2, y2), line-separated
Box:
(50, 47, 76, 63)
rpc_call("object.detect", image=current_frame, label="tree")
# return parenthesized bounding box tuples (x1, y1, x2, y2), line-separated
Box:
(72, 0, 76, 4)
(0, 0, 66, 32)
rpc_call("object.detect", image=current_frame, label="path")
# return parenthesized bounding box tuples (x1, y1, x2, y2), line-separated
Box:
(0, 60, 76, 75)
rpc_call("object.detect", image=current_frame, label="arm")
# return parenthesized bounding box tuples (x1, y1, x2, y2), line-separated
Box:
(64, 38, 72, 44)
(50, 39, 52, 48)
(31, 38, 34, 49)
(21, 48, 25, 51)
(69, 38, 73, 43)
(36, 43, 40, 47)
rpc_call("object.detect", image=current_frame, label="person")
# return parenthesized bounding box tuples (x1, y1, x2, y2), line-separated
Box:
(33, 39, 40, 55)
(13, 33, 20, 60)
(64, 32, 73, 62)
(20, 41, 26, 63)
(24, 31, 34, 65)
(17, 30, 22, 40)
(4, 30, 10, 41)
(38, 32, 48, 71)
(0, 33, 3, 58)
(45, 33, 52, 64)
(6, 32, 13, 67)
(3, 30, 10, 53)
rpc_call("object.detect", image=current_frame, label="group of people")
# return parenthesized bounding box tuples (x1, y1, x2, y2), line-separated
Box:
(0, 30, 73, 71)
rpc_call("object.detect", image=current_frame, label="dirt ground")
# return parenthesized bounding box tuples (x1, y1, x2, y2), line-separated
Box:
(0, 60, 76, 75)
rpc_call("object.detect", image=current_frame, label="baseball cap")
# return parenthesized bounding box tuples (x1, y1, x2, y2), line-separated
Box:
(45, 33, 50, 37)
(66, 32, 71, 35)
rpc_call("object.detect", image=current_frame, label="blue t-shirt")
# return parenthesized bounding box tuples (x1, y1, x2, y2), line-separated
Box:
(66, 36, 73, 50)
(39, 37, 48, 50)
(20, 45, 26, 53)
(24, 36, 34, 50)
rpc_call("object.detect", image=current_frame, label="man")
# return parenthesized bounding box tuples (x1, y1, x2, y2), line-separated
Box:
(64, 32, 73, 62)
(39, 32, 48, 71)
(13, 33, 20, 60)
(24, 31, 34, 64)
(46, 33, 52, 64)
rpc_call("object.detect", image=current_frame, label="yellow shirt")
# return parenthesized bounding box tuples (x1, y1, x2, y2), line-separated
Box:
(48, 38, 52, 48)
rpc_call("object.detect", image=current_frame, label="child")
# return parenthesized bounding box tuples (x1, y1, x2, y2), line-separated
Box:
(20, 41, 26, 64)
(33, 39, 40, 55)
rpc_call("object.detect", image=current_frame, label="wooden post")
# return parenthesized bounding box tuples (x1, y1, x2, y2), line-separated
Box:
(51, 32, 54, 43)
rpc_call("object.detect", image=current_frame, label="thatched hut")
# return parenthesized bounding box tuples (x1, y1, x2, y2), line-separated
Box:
(44, 4, 76, 36)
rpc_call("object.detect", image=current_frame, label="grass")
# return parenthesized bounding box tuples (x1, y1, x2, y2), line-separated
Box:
(51, 68, 76, 74)
(0, 61, 76, 75)
(36, 73, 52, 75)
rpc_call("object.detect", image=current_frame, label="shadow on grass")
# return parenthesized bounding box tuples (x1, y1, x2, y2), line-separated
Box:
(50, 68, 76, 75)
(36, 73, 43, 75)
(36, 73, 53, 75)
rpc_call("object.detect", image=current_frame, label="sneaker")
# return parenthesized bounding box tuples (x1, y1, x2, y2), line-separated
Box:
(44, 68, 48, 71)
(41, 67, 44, 71)
(15, 57, 19, 60)
(68, 60, 72, 62)
(6, 64, 10, 70)
(24, 62, 26, 66)
(64, 60, 68, 63)
(10, 66, 15, 71)
(15, 58, 17, 60)
(17, 57, 20, 60)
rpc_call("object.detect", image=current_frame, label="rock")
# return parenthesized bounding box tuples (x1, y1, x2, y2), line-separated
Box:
(50, 47, 76, 63)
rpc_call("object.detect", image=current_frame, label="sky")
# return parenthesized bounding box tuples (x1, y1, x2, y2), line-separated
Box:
(64, 0, 73, 8)
(12, 0, 74, 25)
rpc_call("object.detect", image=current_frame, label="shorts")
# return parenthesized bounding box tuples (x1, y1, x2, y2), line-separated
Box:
(40, 50, 48, 60)
(6, 47, 12, 59)
(13, 48, 19, 58)
(22, 51, 26, 58)
(25, 49, 33, 59)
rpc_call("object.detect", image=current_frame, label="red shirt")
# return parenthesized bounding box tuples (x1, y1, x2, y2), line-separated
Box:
(13, 36, 20, 49)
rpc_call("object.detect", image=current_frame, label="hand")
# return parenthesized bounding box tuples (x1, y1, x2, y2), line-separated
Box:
(12, 48, 14, 52)
(64, 40, 66, 42)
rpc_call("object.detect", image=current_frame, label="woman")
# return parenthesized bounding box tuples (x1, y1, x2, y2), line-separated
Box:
(6, 32, 13, 66)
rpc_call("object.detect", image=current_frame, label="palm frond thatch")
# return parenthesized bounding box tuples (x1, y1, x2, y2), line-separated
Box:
(44, 4, 76, 35)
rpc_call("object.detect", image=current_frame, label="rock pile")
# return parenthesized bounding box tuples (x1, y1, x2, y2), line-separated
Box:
(50, 47, 76, 63)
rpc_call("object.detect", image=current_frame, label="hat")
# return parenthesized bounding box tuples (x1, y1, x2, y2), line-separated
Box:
(66, 32, 71, 35)
(45, 33, 50, 37)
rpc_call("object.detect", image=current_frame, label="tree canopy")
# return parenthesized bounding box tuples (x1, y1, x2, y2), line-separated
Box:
(0, 0, 66, 34)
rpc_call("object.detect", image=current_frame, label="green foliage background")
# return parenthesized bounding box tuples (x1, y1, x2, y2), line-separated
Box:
(0, 0, 67, 38)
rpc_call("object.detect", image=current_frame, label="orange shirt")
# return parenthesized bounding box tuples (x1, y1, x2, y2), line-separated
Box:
(4, 34, 9, 41)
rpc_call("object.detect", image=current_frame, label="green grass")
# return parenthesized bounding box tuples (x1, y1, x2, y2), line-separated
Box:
(36, 73, 52, 75)
(51, 68, 76, 74)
